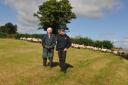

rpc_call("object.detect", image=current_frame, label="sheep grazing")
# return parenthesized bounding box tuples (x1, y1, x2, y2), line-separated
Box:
(22, 37, 27, 41)
(20, 37, 23, 40)
(79, 44, 85, 49)
(18, 38, 119, 55)
(113, 51, 118, 55)
(101, 49, 107, 52)
(93, 47, 99, 51)
(27, 38, 32, 41)
(72, 44, 81, 49)
(19, 37, 42, 43)
(106, 49, 112, 53)
(38, 39, 42, 43)
(86, 46, 93, 49)
(32, 38, 39, 43)
(71, 43, 74, 48)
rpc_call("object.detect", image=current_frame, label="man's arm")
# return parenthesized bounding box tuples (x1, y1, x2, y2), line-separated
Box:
(42, 34, 50, 48)
(64, 35, 71, 51)
(66, 35, 71, 49)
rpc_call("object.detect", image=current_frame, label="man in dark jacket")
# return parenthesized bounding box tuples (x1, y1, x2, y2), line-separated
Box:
(42, 27, 56, 67)
(56, 28, 71, 73)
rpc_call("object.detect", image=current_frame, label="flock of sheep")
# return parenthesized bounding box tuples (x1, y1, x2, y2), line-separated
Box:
(20, 37, 42, 43)
(20, 37, 121, 55)
(71, 44, 119, 54)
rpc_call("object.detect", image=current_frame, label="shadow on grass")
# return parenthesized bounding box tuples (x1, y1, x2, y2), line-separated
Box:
(52, 62, 74, 70)
(52, 62, 59, 67)
(65, 63, 74, 70)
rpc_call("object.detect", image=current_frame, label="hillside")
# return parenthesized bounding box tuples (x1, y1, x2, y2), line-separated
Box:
(0, 39, 128, 85)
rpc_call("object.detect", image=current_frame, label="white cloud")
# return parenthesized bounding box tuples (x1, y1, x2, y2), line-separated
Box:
(2, 0, 43, 33)
(112, 36, 128, 49)
(70, 0, 122, 18)
(2, 0, 122, 33)
(121, 37, 128, 48)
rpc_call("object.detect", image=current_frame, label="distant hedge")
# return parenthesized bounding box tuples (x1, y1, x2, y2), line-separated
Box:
(71, 37, 113, 49)
(0, 33, 44, 39)
(0, 22, 17, 34)
(72, 37, 94, 46)
(0, 33, 113, 49)
(0, 32, 7, 38)
(15, 34, 44, 39)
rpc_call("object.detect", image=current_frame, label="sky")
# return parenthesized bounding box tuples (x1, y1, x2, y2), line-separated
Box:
(0, 0, 128, 48)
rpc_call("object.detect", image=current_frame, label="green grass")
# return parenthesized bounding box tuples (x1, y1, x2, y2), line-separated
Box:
(0, 38, 128, 85)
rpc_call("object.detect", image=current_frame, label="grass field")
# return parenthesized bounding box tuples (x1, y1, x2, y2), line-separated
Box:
(0, 39, 128, 85)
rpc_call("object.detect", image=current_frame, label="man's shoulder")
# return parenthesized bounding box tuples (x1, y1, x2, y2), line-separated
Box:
(64, 34, 70, 38)
(56, 34, 70, 38)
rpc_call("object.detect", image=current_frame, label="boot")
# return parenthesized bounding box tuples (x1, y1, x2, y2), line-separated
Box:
(60, 67, 67, 73)
(43, 58, 47, 67)
(49, 57, 53, 68)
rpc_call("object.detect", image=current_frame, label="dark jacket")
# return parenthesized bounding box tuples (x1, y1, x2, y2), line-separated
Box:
(56, 34, 71, 51)
(42, 34, 56, 49)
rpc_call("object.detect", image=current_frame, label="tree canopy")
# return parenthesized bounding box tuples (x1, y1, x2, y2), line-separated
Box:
(0, 22, 17, 34)
(34, 0, 76, 34)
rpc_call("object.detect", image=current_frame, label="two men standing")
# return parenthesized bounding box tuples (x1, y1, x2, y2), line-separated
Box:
(42, 27, 71, 73)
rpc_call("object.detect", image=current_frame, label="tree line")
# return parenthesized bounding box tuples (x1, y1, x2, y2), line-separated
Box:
(0, 22, 17, 38)
(0, 22, 17, 34)
(0, 22, 113, 49)
(71, 37, 114, 49)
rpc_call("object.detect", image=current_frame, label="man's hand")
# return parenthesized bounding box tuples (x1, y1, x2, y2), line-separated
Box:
(45, 45, 50, 49)
(64, 48, 67, 51)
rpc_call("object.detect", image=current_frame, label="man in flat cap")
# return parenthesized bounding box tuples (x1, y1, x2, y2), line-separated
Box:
(56, 28, 71, 73)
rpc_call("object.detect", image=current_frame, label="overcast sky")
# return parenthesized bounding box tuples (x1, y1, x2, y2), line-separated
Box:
(0, 0, 128, 48)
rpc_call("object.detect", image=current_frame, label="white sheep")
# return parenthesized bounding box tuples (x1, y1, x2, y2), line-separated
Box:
(22, 37, 27, 40)
(101, 49, 107, 52)
(32, 38, 38, 42)
(20, 37, 23, 40)
(27, 38, 32, 41)
(113, 51, 118, 54)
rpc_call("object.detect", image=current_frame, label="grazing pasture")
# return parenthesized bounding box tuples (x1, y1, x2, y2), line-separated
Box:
(0, 39, 128, 85)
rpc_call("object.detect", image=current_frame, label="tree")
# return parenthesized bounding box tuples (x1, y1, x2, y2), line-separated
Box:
(0, 26, 9, 33)
(94, 40, 103, 48)
(102, 40, 113, 49)
(0, 22, 17, 34)
(94, 40, 113, 49)
(34, 0, 76, 34)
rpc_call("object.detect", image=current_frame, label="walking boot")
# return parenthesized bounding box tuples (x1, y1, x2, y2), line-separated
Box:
(49, 57, 53, 68)
(43, 58, 47, 67)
